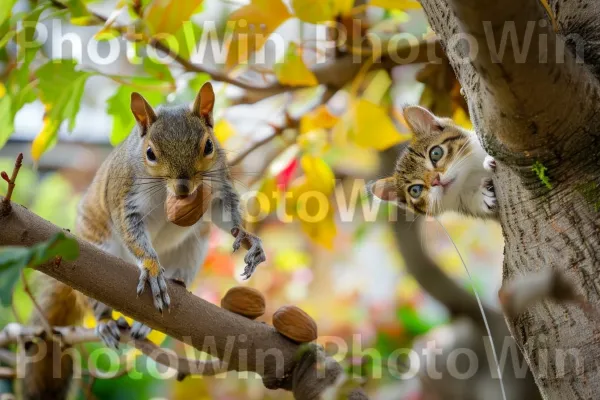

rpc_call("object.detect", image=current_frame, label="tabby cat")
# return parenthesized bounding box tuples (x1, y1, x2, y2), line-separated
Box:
(369, 105, 498, 219)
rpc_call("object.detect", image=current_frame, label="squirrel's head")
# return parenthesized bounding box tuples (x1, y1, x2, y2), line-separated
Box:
(130, 82, 222, 199)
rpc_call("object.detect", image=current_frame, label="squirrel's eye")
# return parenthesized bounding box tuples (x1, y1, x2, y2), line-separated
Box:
(408, 184, 423, 199)
(204, 139, 213, 156)
(429, 146, 444, 162)
(146, 147, 157, 162)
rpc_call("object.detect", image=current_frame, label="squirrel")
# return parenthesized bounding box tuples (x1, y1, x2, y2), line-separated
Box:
(20, 82, 266, 399)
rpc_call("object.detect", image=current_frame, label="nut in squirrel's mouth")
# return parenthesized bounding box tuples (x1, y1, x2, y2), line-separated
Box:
(174, 187, 198, 200)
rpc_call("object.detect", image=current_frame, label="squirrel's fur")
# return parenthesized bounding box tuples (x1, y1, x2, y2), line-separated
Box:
(19, 83, 266, 399)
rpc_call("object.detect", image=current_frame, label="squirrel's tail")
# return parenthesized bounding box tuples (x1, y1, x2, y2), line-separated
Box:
(18, 273, 88, 400)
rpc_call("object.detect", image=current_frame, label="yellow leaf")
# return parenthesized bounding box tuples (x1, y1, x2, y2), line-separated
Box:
(301, 154, 335, 195)
(94, 27, 121, 41)
(361, 70, 391, 105)
(274, 42, 318, 87)
(350, 99, 408, 150)
(300, 105, 339, 134)
(226, 0, 291, 68)
(332, 0, 355, 16)
(32, 115, 60, 161)
(370, 0, 421, 9)
(0, 83, 5, 99)
(145, 0, 204, 35)
(299, 200, 337, 249)
(452, 107, 473, 130)
(285, 178, 337, 249)
(291, 0, 334, 23)
(247, 176, 279, 220)
(214, 119, 235, 143)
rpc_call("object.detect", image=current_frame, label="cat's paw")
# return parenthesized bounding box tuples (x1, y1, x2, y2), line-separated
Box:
(481, 177, 497, 213)
(483, 155, 496, 172)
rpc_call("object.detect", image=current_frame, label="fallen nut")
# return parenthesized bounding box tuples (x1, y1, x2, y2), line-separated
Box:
(221, 286, 266, 319)
(272, 305, 317, 343)
(166, 184, 212, 227)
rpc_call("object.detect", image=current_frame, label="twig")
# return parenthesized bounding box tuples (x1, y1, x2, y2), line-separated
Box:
(228, 113, 298, 166)
(0, 367, 15, 379)
(21, 270, 53, 337)
(1, 153, 23, 215)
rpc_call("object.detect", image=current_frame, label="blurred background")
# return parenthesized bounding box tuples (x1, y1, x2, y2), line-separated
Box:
(0, 0, 506, 398)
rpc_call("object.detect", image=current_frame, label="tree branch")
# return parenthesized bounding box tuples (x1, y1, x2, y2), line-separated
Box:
(0, 200, 368, 399)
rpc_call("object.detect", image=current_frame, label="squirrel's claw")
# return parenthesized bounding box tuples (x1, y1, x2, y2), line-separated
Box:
(130, 321, 152, 340)
(96, 319, 121, 349)
(232, 230, 266, 280)
(137, 267, 170, 313)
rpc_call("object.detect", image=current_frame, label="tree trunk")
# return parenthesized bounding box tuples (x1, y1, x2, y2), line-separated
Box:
(417, 0, 600, 398)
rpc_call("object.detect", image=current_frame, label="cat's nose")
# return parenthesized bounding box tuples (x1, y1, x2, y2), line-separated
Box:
(431, 174, 441, 187)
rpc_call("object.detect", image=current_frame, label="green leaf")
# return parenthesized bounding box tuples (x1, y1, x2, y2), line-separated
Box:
(143, 56, 174, 83)
(107, 85, 164, 146)
(32, 60, 91, 160)
(0, 95, 14, 148)
(0, 0, 17, 26)
(0, 232, 79, 306)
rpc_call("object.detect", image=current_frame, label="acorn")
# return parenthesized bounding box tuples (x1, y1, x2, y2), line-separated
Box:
(221, 286, 266, 319)
(166, 184, 212, 227)
(272, 305, 318, 343)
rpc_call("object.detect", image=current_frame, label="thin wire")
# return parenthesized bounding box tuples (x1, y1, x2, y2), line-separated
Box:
(435, 218, 507, 400)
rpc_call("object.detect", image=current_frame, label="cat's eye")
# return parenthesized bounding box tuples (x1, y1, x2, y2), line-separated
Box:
(408, 184, 423, 199)
(429, 146, 444, 162)
(146, 147, 157, 162)
(204, 138, 214, 156)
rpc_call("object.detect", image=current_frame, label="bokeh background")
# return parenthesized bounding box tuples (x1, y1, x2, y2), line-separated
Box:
(0, 0, 505, 398)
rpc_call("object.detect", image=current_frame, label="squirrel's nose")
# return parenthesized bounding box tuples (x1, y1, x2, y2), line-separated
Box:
(174, 179, 191, 198)
(431, 174, 441, 187)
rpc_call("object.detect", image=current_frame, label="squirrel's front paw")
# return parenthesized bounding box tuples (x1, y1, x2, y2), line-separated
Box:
(232, 228, 266, 280)
(130, 321, 152, 340)
(96, 318, 121, 349)
(481, 177, 497, 213)
(137, 260, 170, 313)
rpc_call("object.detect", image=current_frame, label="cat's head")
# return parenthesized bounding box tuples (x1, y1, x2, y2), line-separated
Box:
(368, 105, 473, 216)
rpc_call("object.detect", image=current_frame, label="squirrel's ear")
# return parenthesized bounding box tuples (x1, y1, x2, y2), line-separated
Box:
(402, 105, 443, 136)
(193, 82, 215, 125)
(131, 92, 157, 135)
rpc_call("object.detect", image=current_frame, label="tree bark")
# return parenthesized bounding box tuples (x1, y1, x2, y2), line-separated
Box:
(418, 0, 600, 398)
(0, 200, 368, 400)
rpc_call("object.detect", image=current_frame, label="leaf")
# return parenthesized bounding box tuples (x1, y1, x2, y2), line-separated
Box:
(32, 60, 91, 160)
(226, 0, 291, 68)
(106, 85, 164, 146)
(300, 105, 339, 134)
(369, 0, 421, 10)
(361, 70, 391, 105)
(331, 0, 355, 16)
(292, 0, 334, 23)
(214, 119, 235, 143)
(144, 0, 204, 35)
(0, 95, 14, 148)
(0, 0, 17, 26)
(350, 99, 407, 150)
(143, 56, 174, 83)
(300, 154, 335, 195)
(274, 42, 318, 87)
(0, 232, 79, 306)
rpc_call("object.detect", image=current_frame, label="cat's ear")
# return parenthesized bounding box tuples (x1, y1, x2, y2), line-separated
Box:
(131, 92, 157, 135)
(403, 105, 443, 136)
(368, 177, 398, 203)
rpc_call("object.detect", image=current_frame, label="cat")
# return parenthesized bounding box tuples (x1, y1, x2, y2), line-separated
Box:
(369, 105, 498, 220)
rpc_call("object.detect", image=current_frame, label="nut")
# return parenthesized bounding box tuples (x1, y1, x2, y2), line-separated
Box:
(166, 185, 212, 227)
(272, 305, 317, 343)
(221, 286, 266, 319)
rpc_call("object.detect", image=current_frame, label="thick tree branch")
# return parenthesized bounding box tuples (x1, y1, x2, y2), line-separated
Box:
(0, 200, 368, 399)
